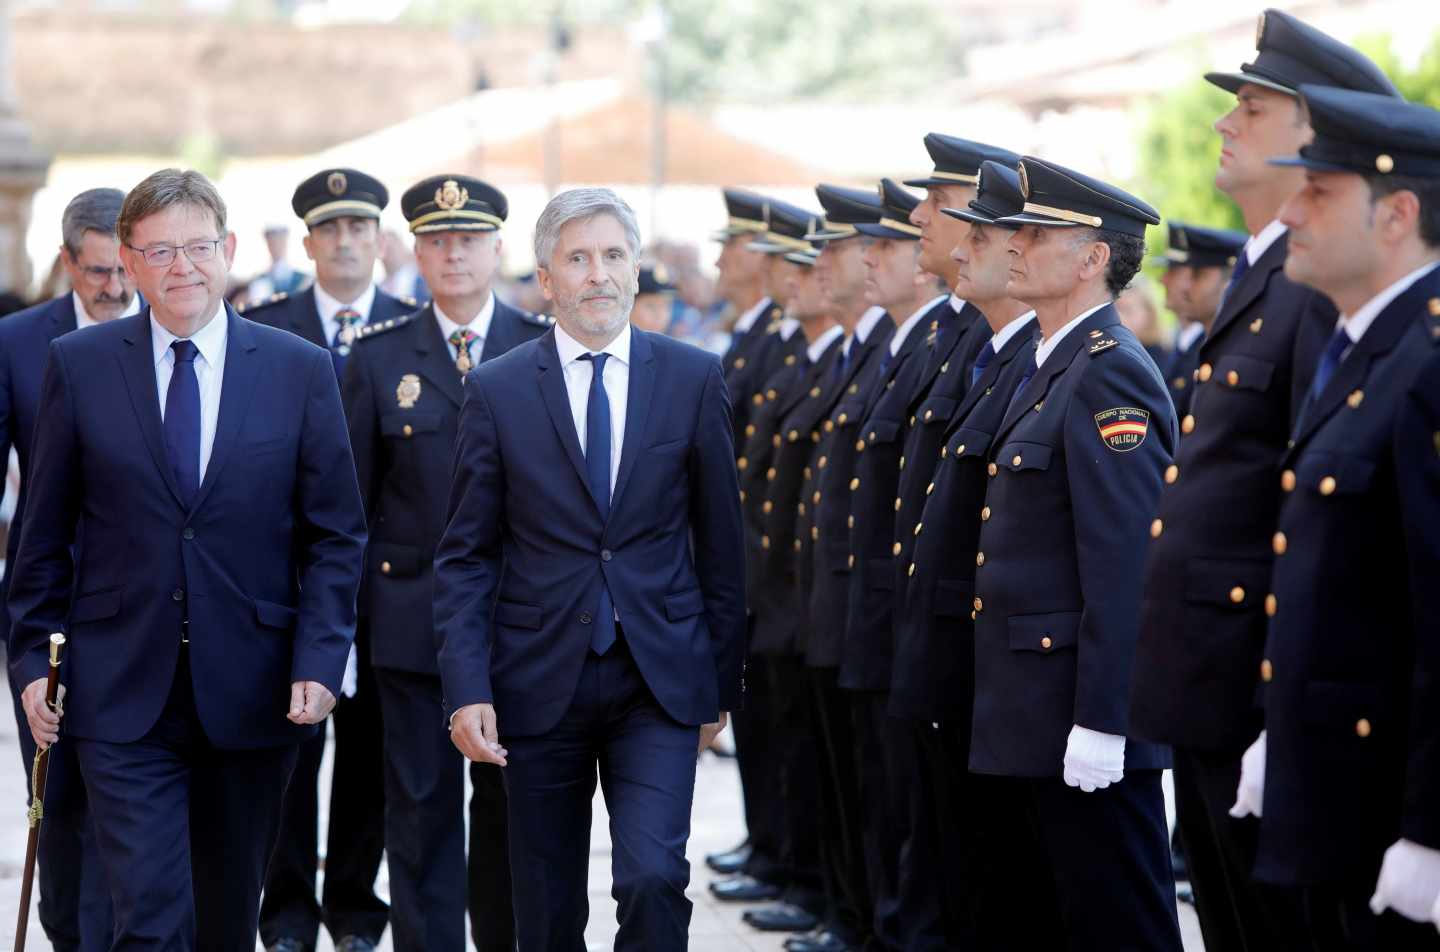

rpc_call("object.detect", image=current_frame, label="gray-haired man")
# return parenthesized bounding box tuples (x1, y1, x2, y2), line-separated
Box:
(434, 187, 747, 950)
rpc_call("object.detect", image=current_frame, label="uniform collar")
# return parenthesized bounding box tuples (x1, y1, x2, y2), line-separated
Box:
(1338, 260, 1440, 347)
(1246, 220, 1288, 267)
(1035, 301, 1108, 368)
(554, 320, 632, 369)
(990, 311, 1036, 353)
(151, 302, 227, 367)
(851, 305, 889, 351)
(312, 281, 377, 324)
(1175, 320, 1206, 352)
(890, 294, 949, 356)
(433, 292, 496, 344)
(733, 295, 772, 333)
(806, 324, 844, 363)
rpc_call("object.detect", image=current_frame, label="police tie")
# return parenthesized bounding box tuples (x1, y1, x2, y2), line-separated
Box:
(1309, 326, 1352, 403)
(970, 342, 995, 388)
(164, 339, 201, 506)
(449, 327, 479, 375)
(1219, 247, 1252, 311)
(1005, 362, 1037, 418)
(833, 346, 849, 383)
(331, 307, 362, 376)
(579, 353, 617, 655)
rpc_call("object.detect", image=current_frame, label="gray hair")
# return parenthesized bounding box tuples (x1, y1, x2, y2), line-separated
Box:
(533, 187, 642, 269)
(61, 188, 126, 256)
(117, 168, 227, 246)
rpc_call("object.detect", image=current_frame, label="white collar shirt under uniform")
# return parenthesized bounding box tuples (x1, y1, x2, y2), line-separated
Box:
(151, 304, 228, 483)
(554, 322, 631, 498)
(1246, 219, 1288, 267)
(891, 294, 949, 358)
(72, 290, 141, 331)
(1035, 302, 1109, 369)
(991, 311, 1036, 354)
(434, 293, 496, 363)
(805, 325, 845, 364)
(1336, 260, 1440, 355)
(733, 296, 772, 335)
(313, 282, 377, 350)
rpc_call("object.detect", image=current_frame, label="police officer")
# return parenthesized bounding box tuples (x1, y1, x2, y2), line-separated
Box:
(1226, 85, 1440, 951)
(968, 157, 1181, 950)
(341, 175, 550, 952)
(889, 160, 1036, 947)
(1151, 222, 1247, 417)
(839, 178, 951, 949)
(1127, 13, 1400, 950)
(631, 264, 677, 333)
(250, 168, 410, 952)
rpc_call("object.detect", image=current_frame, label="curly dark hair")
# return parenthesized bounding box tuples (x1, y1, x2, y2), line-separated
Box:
(1081, 228, 1148, 297)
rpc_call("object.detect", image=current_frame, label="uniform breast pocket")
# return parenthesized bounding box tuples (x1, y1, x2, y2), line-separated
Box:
(380, 413, 442, 441)
(1213, 354, 1276, 394)
(945, 427, 992, 463)
(1007, 611, 1079, 654)
(1294, 452, 1376, 498)
(916, 396, 957, 428)
(863, 420, 902, 448)
(997, 441, 1054, 474)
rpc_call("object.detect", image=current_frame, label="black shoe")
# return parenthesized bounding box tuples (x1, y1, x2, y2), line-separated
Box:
(785, 927, 852, 952)
(710, 874, 782, 903)
(266, 941, 310, 952)
(743, 902, 819, 933)
(705, 841, 754, 874)
(335, 938, 377, 952)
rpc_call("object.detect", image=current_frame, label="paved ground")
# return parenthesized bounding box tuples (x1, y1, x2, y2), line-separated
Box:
(0, 719, 1202, 950)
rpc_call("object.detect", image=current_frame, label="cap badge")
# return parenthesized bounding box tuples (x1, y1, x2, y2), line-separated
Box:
(1375, 154, 1395, 174)
(326, 171, 347, 196)
(435, 179, 469, 212)
(1017, 163, 1031, 199)
(396, 373, 422, 409)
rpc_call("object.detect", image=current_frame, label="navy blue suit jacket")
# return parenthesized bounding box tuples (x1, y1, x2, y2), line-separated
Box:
(5, 306, 367, 749)
(433, 328, 747, 737)
(241, 285, 416, 351)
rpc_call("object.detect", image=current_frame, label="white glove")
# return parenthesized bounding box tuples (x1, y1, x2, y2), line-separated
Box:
(1370, 839, 1440, 923)
(1062, 725, 1126, 792)
(1431, 889, 1440, 933)
(1229, 731, 1266, 819)
(341, 643, 359, 699)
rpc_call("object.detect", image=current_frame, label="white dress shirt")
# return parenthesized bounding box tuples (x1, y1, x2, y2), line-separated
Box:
(435, 294, 496, 363)
(806, 325, 845, 364)
(1035, 302, 1109, 368)
(152, 305, 228, 483)
(890, 294, 949, 357)
(948, 292, 966, 313)
(72, 290, 141, 331)
(1245, 219, 1288, 267)
(991, 311, 1036, 354)
(313, 282, 377, 349)
(1336, 260, 1440, 353)
(732, 296, 772, 334)
(553, 322, 631, 496)
(846, 306, 889, 357)
(1175, 320, 1206, 353)
(778, 318, 801, 341)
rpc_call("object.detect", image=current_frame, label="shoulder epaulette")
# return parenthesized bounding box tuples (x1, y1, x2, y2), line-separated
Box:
(355, 311, 417, 342)
(238, 290, 289, 315)
(519, 309, 554, 328)
(399, 295, 418, 308)
(1087, 330, 1119, 356)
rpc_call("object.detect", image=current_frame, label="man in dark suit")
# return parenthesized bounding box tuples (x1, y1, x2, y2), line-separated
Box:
(434, 187, 745, 950)
(0, 186, 136, 951)
(1128, 13, 1400, 950)
(246, 166, 407, 952)
(8, 168, 366, 949)
(968, 158, 1181, 950)
(1228, 85, 1440, 951)
(342, 174, 550, 952)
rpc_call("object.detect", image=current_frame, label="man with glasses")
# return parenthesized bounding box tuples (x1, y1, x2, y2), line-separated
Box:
(7, 168, 366, 949)
(0, 186, 135, 951)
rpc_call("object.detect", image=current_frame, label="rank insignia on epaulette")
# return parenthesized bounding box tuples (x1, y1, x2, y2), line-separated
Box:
(1088, 337, 1118, 355)
(396, 373, 422, 409)
(270, 292, 288, 304)
(1094, 407, 1150, 452)
(400, 295, 418, 308)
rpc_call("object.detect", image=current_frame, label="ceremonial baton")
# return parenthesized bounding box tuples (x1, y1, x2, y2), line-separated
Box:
(14, 633, 65, 952)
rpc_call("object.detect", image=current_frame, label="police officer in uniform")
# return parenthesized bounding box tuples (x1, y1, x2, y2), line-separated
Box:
(1128, 14, 1400, 950)
(249, 168, 410, 952)
(968, 157, 1182, 950)
(889, 160, 1036, 947)
(1152, 222, 1247, 418)
(341, 175, 551, 952)
(1227, 85, 1440, 951)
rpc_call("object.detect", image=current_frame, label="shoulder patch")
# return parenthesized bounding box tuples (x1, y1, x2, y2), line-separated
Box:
(1094, 407, 1150, 452)
(1087, 336, 1119, 355)
(355, 311, 417, 342)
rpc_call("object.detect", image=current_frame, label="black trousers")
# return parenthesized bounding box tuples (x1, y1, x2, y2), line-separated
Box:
(731, 640, 785, 883)
(76, 647, 299, 950)
(260, 629, 387, 946)
(1296, 883, 1440, 951)
(374, 667, 514, 952)
(765, 654, 823, 914)
(975, 771, 1184, 952)
(915, 718, 983, 948)
(1172, 745, 1306, 952)
(806, 666, 870, 943)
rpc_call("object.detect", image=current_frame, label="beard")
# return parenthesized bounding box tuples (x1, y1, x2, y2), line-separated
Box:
(556, 282, 635, 338)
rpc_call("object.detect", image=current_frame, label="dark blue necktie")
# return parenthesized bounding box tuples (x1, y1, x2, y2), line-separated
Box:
(164, 339, 201, 506)
(1220, 247, 1252, 309)
(579, 353, 617, 655)
(970, 343, 996, 388)
(1309, 327, 1351, 402)
(1006, 363, 1036, 417)
(834, 346, 850, 382)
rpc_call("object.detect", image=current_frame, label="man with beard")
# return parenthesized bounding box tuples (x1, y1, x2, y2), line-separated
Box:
(435, 187, 745, 950)
(1150, 222, 1246, 418)
(1128, 13, 1400, 951)
(0, 186, 136, 951)
(247, 167, 410, 952)
(340, 174, 550, 952)
(889, 160, 1037, 948)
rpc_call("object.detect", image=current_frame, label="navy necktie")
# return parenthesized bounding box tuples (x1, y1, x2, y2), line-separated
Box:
(165, 339, 201, 506)
(1220, 247, 1252, 309)
(1309, 327, 1351, 402)
(579, 353, 617, 655)
(971, 343, 996, 388)
(1006, 363, 1036, 417)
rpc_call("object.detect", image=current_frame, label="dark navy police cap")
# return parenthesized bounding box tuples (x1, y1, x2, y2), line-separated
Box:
(905, 133, 1022, 190)
(713, 188, 770, 240)
(1152, 221, 1247, 268)
(943, 160, 1024, 227)
(292, 168, 388, 227)
(638, 263, 677, 296)
(748, 198, 823, 258)
(1271, 84, 1440, 179)
(1205, 9, 1398, 99)
(996, 157, 1160, 239)
(854, 179, 923, 241)
(806, 184, 882, 242)
(401, 175, 508, 235)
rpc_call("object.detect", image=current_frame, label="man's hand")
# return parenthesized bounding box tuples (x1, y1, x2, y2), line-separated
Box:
(451, 702, 508, 766)
(287, 681, 336, 725)
(1229, 730, 1267, 819)
(699, 711, 730, 755)
(22, 677, 65, 748)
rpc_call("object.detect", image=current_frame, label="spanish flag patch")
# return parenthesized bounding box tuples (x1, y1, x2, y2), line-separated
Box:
(1094, 407, 1150, 453)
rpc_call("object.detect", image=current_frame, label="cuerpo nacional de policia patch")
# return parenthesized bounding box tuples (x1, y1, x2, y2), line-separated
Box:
(1094, 407, 1150, 452)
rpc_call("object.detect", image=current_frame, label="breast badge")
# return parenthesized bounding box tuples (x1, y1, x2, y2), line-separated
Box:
(1094, 407, 1150, 452)
(396, 373, 422, 409)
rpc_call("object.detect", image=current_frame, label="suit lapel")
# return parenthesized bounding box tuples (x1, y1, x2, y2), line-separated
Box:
(117, 310, 185, 507)
(190, 307, 261, 513)
(536, 331, 598, 514)
(610, 330, 656, 515)
(862, 318, 928, 418)
(1208, 236, 1285, 344)
(993, 308, 1115, 445)
(47, 294, 78, 338)
(952, 317, 1034, 424)
(480, 296, 519, 363)
(413, 305, 465, 407)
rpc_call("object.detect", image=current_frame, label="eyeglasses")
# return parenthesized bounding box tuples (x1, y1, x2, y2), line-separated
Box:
(78, 265, 127, 285)
(126, 238, 223, 268)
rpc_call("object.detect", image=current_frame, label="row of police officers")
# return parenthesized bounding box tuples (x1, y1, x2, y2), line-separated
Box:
(703, 8, 1440, 952)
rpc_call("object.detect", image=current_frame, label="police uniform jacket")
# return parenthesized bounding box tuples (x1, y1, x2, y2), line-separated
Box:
(1254, 270, 1440, 886)
(724, 298, 782, 445)
(803, 321, 894, 668)
(969, 306, 1174, 777)
(737, 341, 807, 607)
(889, 323, 1034, 723)
(242, 286, 415, 351)
(341, 299, 551, 674)
(1130, 233, 1337, 753)
(1163, 331, 1206, 418)
(837, 297, 954, 692)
